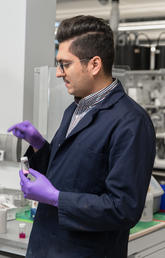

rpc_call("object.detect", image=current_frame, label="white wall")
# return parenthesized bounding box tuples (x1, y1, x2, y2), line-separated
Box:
(0, 0, 56, 190)
(0, 0, 26, 132)
(0, 0, 56, 133)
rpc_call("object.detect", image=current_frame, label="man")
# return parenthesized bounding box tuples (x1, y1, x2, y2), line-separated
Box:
(8, 15, 156, 258)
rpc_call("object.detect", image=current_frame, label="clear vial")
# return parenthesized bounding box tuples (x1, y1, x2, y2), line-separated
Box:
(20, 156, 35, 181)
(20, 156, 29, 176)
(19, 223, 26, 239)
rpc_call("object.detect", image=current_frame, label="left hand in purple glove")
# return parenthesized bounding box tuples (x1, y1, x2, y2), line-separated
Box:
(19, 168, 59, 207)
(7, 121, 45, 150)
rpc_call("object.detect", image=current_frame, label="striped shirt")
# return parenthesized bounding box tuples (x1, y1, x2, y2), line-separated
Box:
(66, 79, 118, 137)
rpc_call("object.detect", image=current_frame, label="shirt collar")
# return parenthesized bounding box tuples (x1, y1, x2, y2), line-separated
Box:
(74, 78, 118, 109)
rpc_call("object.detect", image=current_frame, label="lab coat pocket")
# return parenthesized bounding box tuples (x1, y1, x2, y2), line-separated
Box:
(74, 145, 108, 193)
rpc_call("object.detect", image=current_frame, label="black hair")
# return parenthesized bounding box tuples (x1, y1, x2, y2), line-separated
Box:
(56, 15, 114, 76)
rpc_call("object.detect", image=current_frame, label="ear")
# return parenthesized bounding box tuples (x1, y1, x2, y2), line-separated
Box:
(89, 56, 102, 76)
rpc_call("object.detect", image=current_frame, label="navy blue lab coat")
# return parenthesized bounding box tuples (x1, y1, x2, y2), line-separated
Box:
(25, 81, 156, 258)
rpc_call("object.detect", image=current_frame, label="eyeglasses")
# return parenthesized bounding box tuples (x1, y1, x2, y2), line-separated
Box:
(55, 58, 92, 73)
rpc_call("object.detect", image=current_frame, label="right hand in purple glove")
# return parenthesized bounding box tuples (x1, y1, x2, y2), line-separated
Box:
(19, 168, 59, 207)
(7, 120, 45, 150)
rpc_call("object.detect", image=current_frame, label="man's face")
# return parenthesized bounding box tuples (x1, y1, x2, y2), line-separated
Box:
(56, 39, 93, 98)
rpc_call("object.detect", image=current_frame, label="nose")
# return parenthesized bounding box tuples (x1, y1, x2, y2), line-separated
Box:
(56, 66, 65, 78)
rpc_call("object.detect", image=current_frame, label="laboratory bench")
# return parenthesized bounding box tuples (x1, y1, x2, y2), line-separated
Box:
(0, 220, 31, 257)
(0, 252, 23, 258)
(128, 216, 165, 257)
(0, 213, 165, 258)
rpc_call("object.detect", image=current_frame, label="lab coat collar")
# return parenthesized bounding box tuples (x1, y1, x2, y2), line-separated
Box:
(65, 80, 125, 138)
(49, 80, 125, 160)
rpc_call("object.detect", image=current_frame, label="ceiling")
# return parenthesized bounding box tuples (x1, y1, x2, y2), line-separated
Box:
(56, 0, 165, 21)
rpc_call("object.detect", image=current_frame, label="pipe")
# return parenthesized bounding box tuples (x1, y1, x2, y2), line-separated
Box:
(110, 0, 120, 32)
(110, 0, 120, 46)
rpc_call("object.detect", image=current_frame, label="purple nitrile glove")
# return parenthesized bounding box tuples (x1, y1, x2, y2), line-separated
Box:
(19, 168, 59, 207)
(7, 120, 45, 150)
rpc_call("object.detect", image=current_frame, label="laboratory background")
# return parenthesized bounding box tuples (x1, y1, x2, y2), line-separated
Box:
(0, 0, 165, 257)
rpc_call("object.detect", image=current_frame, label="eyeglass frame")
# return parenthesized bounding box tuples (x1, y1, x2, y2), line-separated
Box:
(55, 57, 93, 73)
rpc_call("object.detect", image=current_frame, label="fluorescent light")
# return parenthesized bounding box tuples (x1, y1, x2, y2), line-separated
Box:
(118, 20, 165, 31)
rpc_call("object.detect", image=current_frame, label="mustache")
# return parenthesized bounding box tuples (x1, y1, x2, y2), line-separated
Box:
(63, 78, 70, 83)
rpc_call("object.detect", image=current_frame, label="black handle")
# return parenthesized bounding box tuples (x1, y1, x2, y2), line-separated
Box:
(116, 32, 137, 46)
(136, 32, 151, 46)
(157, 32, 165, 46)
(126, 32, 138, 45)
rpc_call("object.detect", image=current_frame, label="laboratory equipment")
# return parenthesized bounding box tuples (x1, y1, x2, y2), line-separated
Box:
(113, 68, 165, 170)
(0, 207, 7, 233)
(0, 133, 22, 162)
(33, 67, 73, 142)
(0, 150, 5, 161)
(149, 176, 164, 212)
(160, 184, 165, 210)
(155, 32, 165, 69)
(114, 32, 151, 70)
(156, 133, 165, 159)
(141, 176, 164, 222)
(140, 189, 153, 222)
(30, 201, 38, 220)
